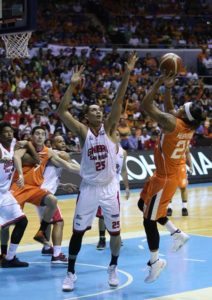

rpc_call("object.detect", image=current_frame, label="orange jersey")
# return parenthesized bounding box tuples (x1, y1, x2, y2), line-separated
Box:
(13, 146, 50, 186)
(154, 119, 194, 176)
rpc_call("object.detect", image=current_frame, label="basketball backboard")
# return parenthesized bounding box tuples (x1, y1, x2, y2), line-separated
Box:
(0, 0, 37, 34)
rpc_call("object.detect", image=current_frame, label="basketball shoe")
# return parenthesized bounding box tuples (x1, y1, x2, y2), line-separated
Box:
(182, 208, 188, 216)
(144, 259, 167, 283)
(62, 272, 77, 292)
(167, 208, 172, 216)
(96, 237, 106, 250)
(171, 230, 189, 252)
(41, 246, 53, 256)
(1, 256, 29, 268)
(51, 253, 68, 264)
(108, 265, 119, 287)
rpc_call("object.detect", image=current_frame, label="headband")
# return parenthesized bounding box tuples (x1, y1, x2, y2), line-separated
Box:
(184, 102, 194, 121)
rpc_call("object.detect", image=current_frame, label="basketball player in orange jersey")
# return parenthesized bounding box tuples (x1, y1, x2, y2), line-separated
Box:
(137, 74, 206, 283)
(167, 147, 193, 216)
(58, 53, 138, 292)
(163, 80, 194, 217)
(10, 126, 80, 250)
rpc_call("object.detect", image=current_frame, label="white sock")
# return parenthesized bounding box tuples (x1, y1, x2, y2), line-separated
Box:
(165, 220, 178, 235)
(53, 245, 61, 257)
(6, 243, 18, 260)
(150, 250, 159, 264)
(182, 202, 187, 209)
(168, 203, 172, 209)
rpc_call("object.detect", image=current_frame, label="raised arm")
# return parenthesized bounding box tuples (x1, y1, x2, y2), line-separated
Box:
(140, 75, 176, 133)
(57, 66, 87, 143)
(163, 78, 176, 114)
(104, 52, 138, 135)
(121, 150, 130, 200)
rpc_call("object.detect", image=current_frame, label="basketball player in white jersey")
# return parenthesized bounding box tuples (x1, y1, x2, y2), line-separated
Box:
(96, 130, 130, 250)
(0, 121, 34, 268)
(36, 135, 79, 262)
(58, 53, 138, 292)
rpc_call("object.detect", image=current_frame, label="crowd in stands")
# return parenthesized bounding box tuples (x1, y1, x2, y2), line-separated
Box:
(15, 0, 210, 49)
(0, 46, 211, 152)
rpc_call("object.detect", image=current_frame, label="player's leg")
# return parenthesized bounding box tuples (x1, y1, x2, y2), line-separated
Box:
(1, 192, 29, 268)
(180, 187, 189, 216)
(178, 165, 189, 216)
(101, 181, 121, 288)
(96, 207, 106, 250)
(51, 206, 68, 264)
(34, 193, 57, 246)
(167, 200, 173, 216)
(0, 227, 9, 258)
(139, 176, 168, 283)
(62, 183, 98, 292)
(36, 206, 53, 255)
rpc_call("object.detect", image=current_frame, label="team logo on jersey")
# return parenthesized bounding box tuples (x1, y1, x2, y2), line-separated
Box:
(88, 144, 108, 161)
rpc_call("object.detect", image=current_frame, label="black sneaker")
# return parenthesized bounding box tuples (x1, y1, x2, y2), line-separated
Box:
(41, 246, 53, 256)
(1, 256, 29, 268)
(167, 208, 173, 216)
(96, 238, 106, 250)
(182, 208, 188, 216)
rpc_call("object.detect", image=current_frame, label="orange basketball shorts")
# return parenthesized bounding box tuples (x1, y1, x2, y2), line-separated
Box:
(140, 173, 179, 220)
(10, 183, 50, 209)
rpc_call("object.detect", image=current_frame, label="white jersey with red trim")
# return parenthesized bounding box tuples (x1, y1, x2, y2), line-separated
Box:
(41, 150, 62, 194)
(80, 124, 116, 185)
(116, 145, 124, 184)
(0, 142, 15, 194)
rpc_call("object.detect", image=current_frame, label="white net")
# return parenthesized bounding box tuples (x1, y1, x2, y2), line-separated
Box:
(1, 32, 32, 59)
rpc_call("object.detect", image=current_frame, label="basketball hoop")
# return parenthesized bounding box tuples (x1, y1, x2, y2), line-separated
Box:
(1, 31, 32, 59)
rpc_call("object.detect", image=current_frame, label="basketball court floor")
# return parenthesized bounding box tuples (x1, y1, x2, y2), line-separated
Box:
(0, 183, 211, 300)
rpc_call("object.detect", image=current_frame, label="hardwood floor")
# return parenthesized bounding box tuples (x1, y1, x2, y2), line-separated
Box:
(20, 184, 212, 247)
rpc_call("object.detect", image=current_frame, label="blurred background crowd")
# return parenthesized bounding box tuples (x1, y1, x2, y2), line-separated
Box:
(0, 0, 211, 152)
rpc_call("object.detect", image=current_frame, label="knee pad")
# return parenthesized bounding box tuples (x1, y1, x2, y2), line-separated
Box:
(17, 216, 28, 229)
(138, 198, 144, 212)
(157, 217, 168, 225)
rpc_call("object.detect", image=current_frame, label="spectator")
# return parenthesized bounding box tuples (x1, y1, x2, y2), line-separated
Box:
(128, 127, 139, 150)
(144, 130, 159, 150)
(139, 127, 150, 148)
(117, 117, 131, 150)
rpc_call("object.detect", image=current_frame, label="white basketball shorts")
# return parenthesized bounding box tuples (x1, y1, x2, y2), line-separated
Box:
(0, 191, 25, 228)
(73, 177, 120, 235)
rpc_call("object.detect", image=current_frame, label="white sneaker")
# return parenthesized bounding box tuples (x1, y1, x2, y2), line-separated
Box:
(62, 272, 77, 292)
(145, 259, 167, 283)
(108, 265, 119, 287)
(172, 230, 189, 252)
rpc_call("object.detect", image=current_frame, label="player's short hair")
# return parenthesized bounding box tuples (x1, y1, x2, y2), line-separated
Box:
(31, 126, 46, 135)
(0, 121, 13, 134)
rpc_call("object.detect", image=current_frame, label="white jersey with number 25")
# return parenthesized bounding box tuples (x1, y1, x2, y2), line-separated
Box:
(80, 124, 116, 185)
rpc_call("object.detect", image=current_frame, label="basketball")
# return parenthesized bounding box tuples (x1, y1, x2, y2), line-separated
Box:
(159, 53, 183, 75)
